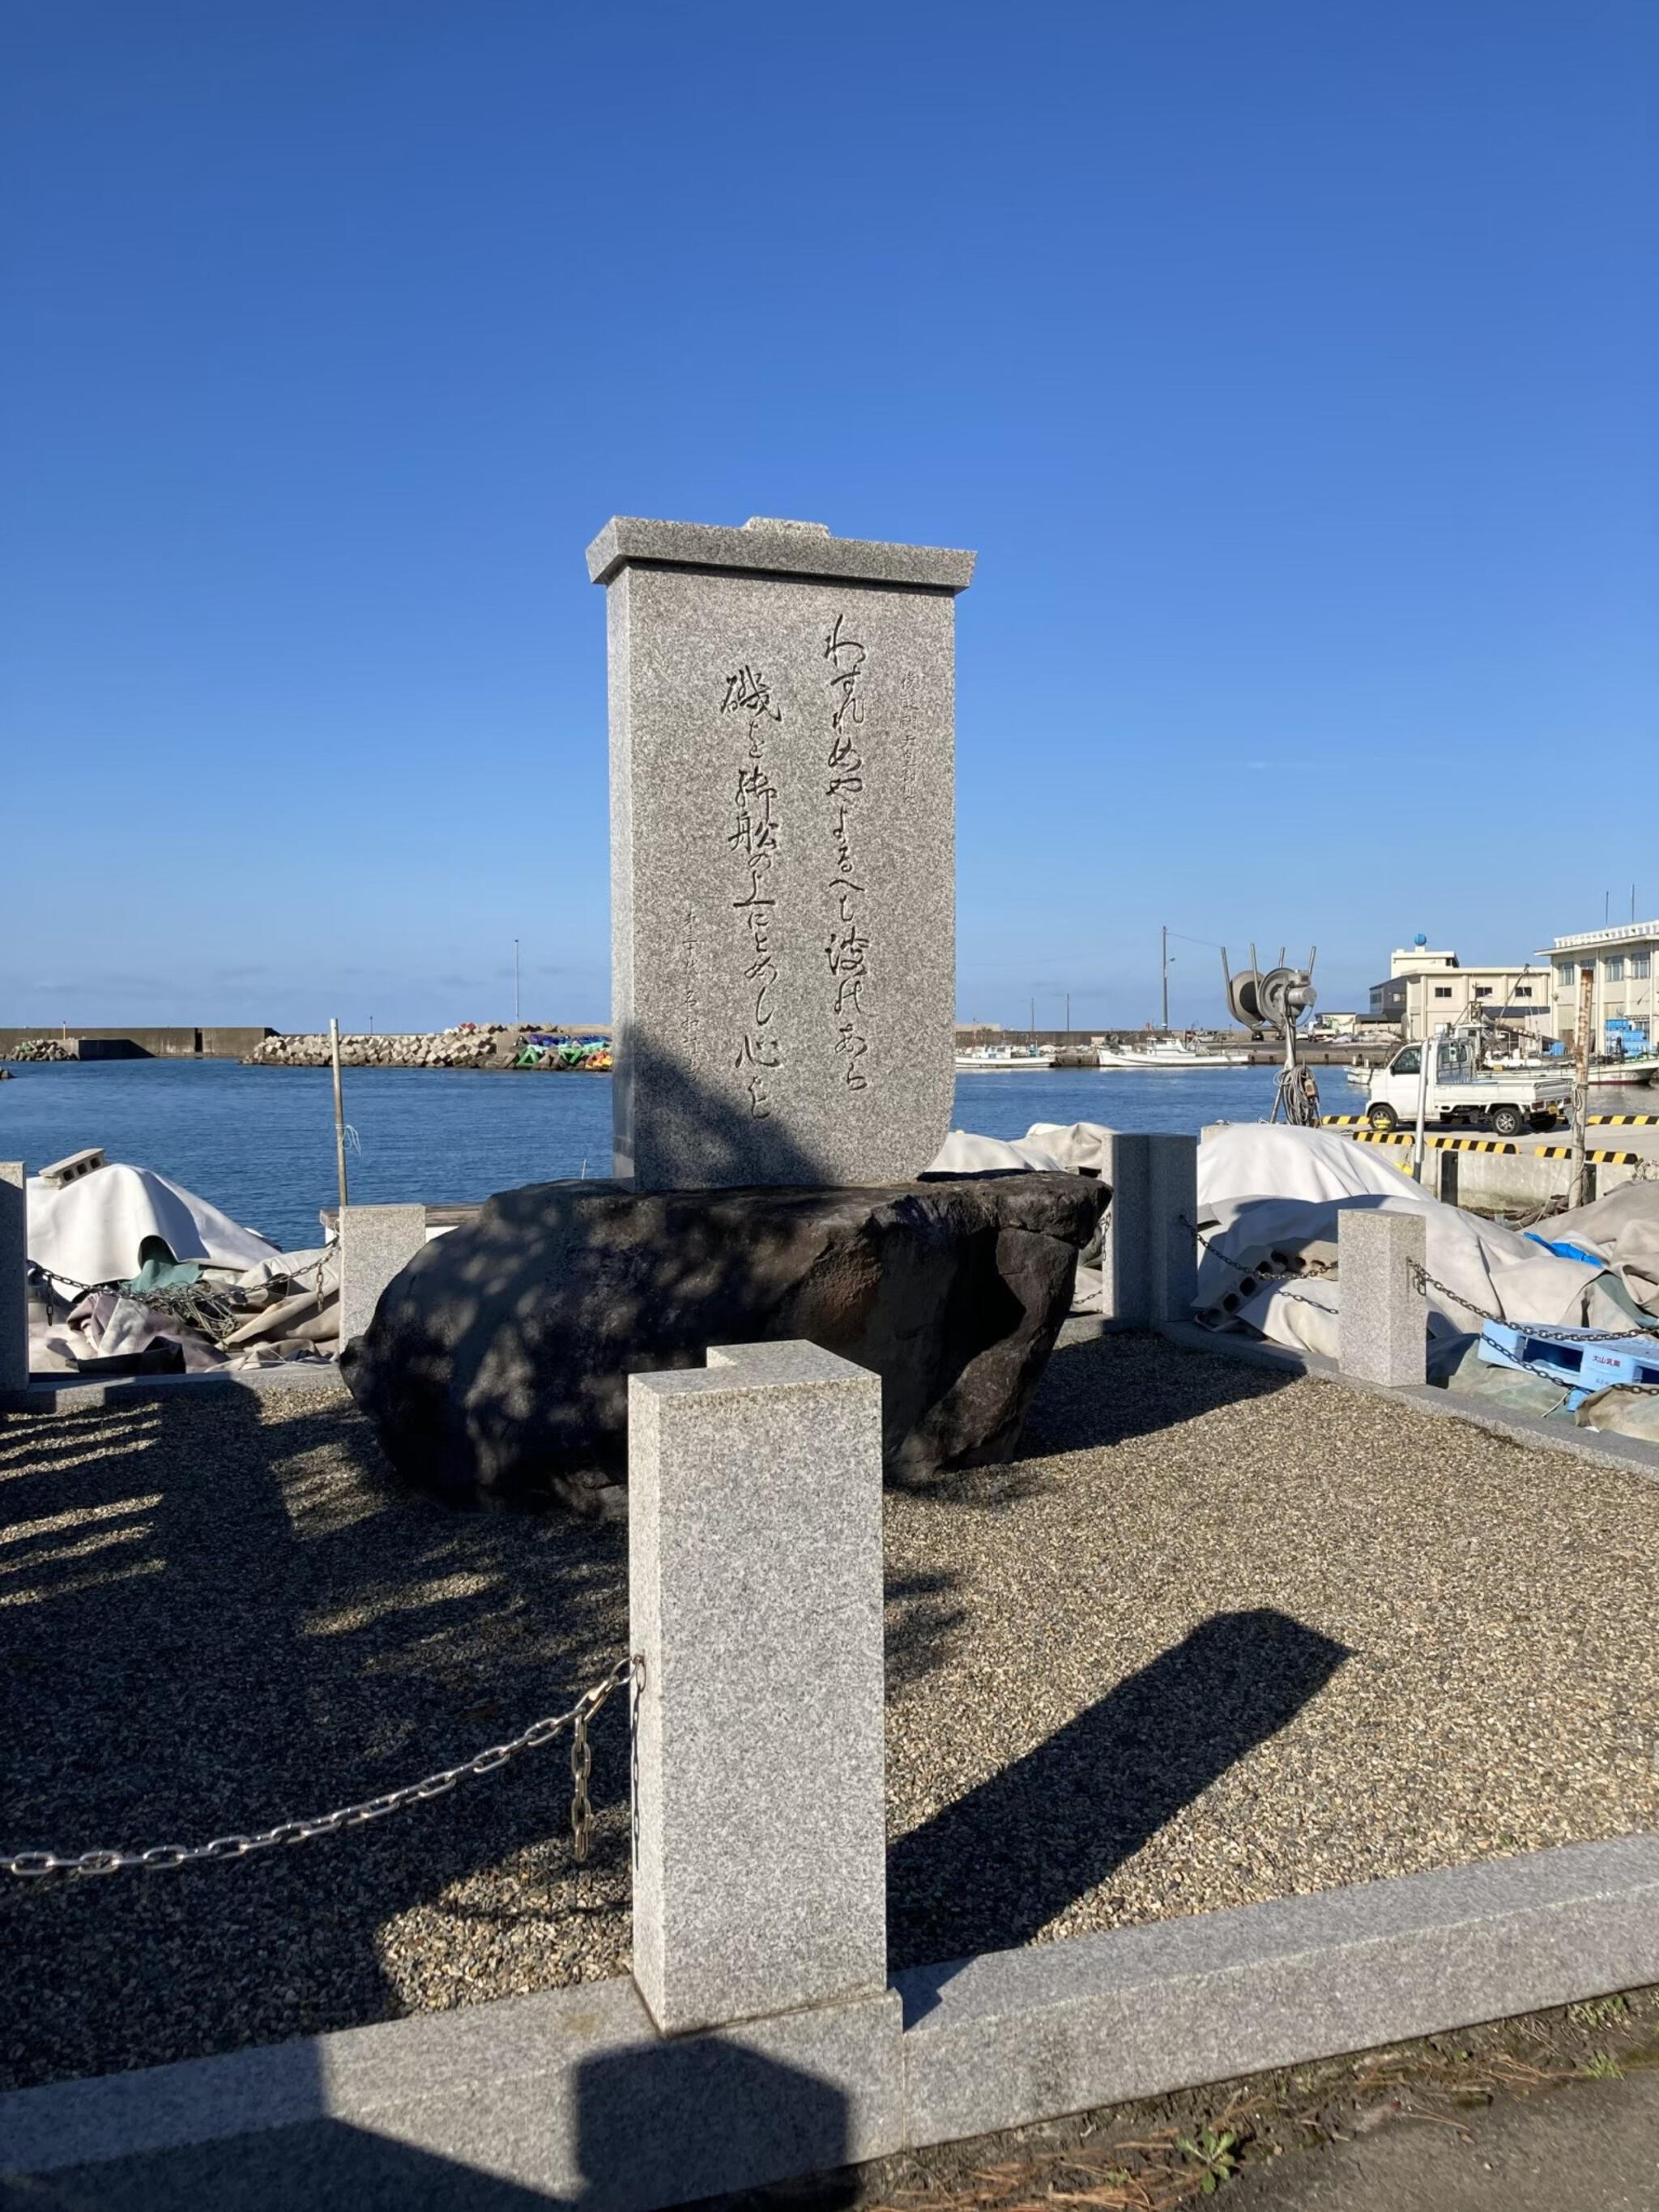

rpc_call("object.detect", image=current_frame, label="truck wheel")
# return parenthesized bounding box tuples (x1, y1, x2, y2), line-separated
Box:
(1491, 1105, 1525, 1137)
(1367, 1104, 1398, 1132)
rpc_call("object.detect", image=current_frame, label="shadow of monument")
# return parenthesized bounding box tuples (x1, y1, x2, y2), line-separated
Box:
(885, 1609, 1351, 1975)
(0, 2038, 852, 2212)
(1013, 1330, 1298, 1458)
(617, 1038, 838, 1191)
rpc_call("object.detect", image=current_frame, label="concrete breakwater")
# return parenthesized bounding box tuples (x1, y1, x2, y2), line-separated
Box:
(246, 1024, 611, 1072)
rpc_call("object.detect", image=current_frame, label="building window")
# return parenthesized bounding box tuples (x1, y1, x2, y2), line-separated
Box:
(1473, 986, 1493, 998)
(1634, 953, 1652, 980)
(1514, 986, 1533, 999)
(1606, 957, 1626, 983)
(1433, 985, 1453, 998)
(1556, 961, 1576, 987)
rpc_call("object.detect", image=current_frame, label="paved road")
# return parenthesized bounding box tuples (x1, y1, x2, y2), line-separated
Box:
(1228, 2070, 1659, 2210)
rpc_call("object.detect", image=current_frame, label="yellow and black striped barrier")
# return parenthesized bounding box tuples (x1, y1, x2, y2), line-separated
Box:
(1320, 1115, 1369, 1126)
(1342, 1129, 1641, 1166)
(1349, 1131, 1516, 1154)
(1587, 1114, 1659, 1127)
(1533, 1144, 1643, 1166)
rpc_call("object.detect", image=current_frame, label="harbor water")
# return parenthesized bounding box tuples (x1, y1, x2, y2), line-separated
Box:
(2, 1059, 1647, 1253)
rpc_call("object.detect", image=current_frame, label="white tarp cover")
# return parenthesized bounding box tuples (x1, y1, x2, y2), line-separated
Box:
(1527, 1181, 1659, 1311)
(927, 1120, 1117, 1178)
(926, 1129, 1070, 1174)
(27, 1164, 280, 1286)
(1199, 1123, 1432, 1209)
(1195, 1127, 1633, 1356)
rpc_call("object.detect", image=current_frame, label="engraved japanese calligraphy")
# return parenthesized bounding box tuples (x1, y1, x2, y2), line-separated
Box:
(822, 612, 872, 1089)
(723, 663, 783, 1118)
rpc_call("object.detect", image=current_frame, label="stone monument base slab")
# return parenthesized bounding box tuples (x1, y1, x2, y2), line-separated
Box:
(340, 1174, 1106, 1509)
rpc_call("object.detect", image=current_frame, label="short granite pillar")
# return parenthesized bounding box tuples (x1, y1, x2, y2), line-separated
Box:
(1100, 1133, 1200, 1326)
(1, 1164, 26, 1395)
(1338, 1208, 1427, 1387)
(629, 1340, 886, 2037)
(338, 1204, 427, 1348)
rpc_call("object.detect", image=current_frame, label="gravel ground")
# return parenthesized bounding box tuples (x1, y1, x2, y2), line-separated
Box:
(4, 1336, 1658, 2092)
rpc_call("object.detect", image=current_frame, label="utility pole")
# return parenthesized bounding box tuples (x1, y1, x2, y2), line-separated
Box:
(1029, 995, 1035, 1043)
(1064, 991, 1070, 1038)
(1570, 963, 1594, 1208)
(329, 1017, 349, 1215)
(1161, 925, 1169, 1033)
(514, 939, 521, 1025)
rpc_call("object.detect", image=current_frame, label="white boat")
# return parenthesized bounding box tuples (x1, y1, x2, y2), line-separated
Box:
(1097, 1039, 1251, 1070)
(1588, 1055, 1659, 1088)
(954, 1045, 1057, 1072)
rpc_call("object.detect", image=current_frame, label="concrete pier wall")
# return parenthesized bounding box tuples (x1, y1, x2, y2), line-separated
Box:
(0, 1027, 274, 1059)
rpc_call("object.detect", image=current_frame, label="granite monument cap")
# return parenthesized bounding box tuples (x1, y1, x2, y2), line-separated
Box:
(586, 515, 976, 593)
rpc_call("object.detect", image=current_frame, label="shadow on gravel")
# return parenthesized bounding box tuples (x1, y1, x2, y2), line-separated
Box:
(1014, 1330, 1296, 1456)
(0, 1388, 629, 2093)
(887, 1608, 1351, 1977)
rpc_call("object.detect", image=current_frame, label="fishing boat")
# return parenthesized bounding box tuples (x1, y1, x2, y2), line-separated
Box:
(1097, 1039, 1251, 1070)
(953, 1044, 1058, 1072)
(1586, 1055, 1659, 1088)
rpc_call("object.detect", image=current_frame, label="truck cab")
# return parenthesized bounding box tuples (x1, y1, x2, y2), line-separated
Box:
(1367, 1034, 1570, 1138)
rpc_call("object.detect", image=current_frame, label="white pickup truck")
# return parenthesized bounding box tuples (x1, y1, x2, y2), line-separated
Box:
(1366, 1037, 1572, 1137)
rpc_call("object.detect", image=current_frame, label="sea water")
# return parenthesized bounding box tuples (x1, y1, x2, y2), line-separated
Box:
(0, 1059, 1304, 1251)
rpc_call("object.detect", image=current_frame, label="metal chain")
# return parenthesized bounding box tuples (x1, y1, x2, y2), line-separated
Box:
(1187, 1217, 1659, 1366)
(1181, 1217, 1337, 1315)
(2, 1654, 642, 1880)
(1409, 1261, 1659, 1348)
(37, 1266, 249, 1348)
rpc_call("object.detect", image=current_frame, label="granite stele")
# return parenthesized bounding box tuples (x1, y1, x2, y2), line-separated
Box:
(587, 516, 975, 1191)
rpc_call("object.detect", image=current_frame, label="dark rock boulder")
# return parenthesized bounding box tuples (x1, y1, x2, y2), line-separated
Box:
(340, 1174, 1106, 1510)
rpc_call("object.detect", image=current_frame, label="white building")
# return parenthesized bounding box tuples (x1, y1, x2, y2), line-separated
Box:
(1367, 945, 1551, 1044)
(1536, 921, 1659, 1055)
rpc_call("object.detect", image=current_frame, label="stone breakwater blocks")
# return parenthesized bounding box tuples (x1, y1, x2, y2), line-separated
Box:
(629, 1340, 887, 2036)
(0, 1162, 24, 1393)
(588, 515, 975, 1190)
(338, 1204, 428, 1349)
(1099, 1132, 1199, 1324)
(1338, 1206, 1427, 1386)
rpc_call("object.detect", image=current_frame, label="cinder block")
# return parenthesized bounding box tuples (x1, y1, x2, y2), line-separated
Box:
(629, 1340, 887, 2035)
(337, 1204, 427, 1348)
(1, 1162, 26, 1393)
(1100, 1133, 1198, 1325)
(1338, 1207, 1427, 1387)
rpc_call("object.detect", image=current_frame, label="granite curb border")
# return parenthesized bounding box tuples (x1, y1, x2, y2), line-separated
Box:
(5, 1836, 1658, 2206)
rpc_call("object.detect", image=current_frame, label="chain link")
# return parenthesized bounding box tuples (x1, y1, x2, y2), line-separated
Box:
(1183, 1216, 1338, 1316)
(1188, 1217, 1659, 1375)
(2, 1654, 642, 1880)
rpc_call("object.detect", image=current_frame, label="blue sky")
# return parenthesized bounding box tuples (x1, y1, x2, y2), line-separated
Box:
(4, 0, 1654, 1034)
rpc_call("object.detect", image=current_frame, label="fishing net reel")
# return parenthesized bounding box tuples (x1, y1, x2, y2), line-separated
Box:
(1222, 946, 1322, 1127)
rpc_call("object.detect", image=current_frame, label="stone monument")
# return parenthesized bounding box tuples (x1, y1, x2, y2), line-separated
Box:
(586, 516, 975, 1190)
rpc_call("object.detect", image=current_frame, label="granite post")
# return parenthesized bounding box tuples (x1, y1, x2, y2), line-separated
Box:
(587, 516, 975, 1191)
(338, 1204, 427, 1349)
(1, 1163, 26, 1396)
(1100, 1134, 1200, 1326)
(629, 1340, 887, 2037)
(1338, 1207, 1428, 1387)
